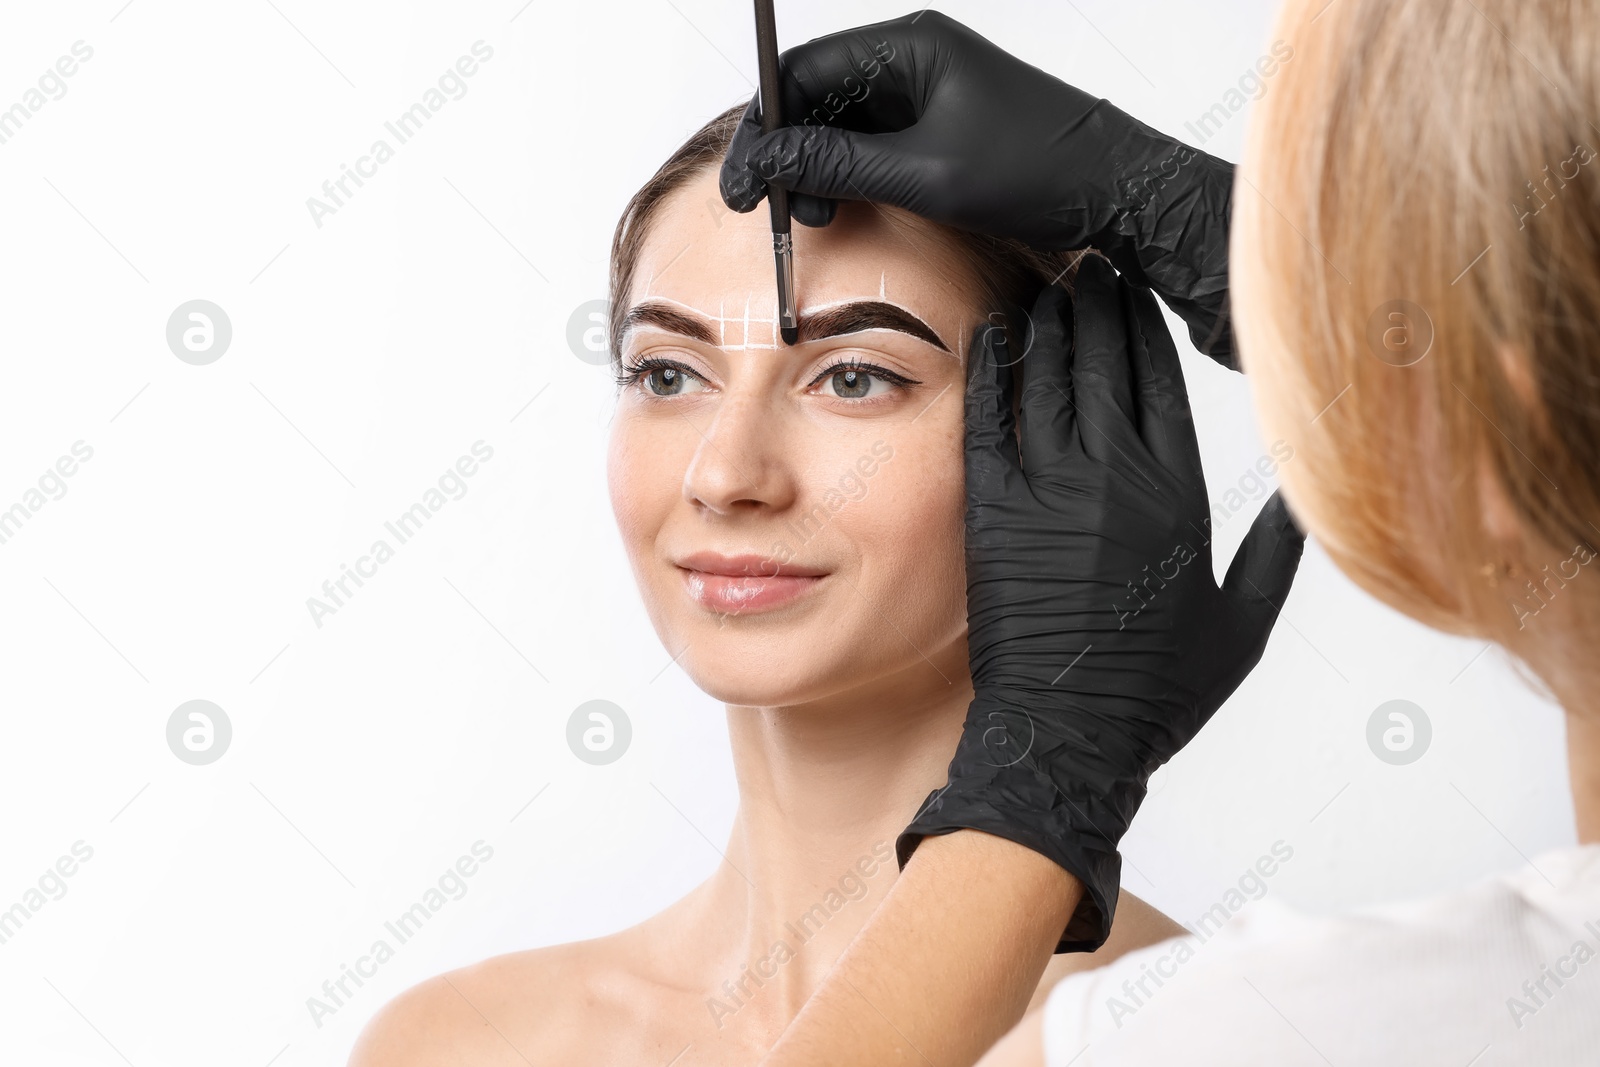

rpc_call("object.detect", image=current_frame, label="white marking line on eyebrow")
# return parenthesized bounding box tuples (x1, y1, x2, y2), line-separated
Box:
(626, 293, 948, 349)
(879, 271, 886, 301)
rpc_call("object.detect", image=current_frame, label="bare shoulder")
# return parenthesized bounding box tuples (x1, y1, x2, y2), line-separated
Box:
(347, 938, 639, 1066)
(346, 969, 498, 1067)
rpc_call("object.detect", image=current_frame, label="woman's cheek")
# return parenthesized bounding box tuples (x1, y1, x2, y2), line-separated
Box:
(862, 426, 968, 621)
(908, 406, 968, 551)
(607, 418, 670, 555)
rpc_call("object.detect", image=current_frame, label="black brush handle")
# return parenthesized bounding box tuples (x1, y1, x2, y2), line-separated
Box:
(753, 0, 790, 236)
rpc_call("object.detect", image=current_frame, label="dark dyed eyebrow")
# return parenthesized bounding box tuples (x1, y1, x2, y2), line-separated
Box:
(620, 299, 950, 353)
(619, 301, 718, 346)
(798, 300, 950, 352)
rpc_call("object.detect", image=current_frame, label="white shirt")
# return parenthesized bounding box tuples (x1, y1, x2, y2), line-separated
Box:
(1041, 844, 1600, 1066)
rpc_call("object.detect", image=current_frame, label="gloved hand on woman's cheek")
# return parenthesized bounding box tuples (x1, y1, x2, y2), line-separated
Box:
(896, 255, 1304, 952)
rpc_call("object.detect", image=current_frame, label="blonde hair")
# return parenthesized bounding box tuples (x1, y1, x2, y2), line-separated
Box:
(1234, 0, 1600, 698)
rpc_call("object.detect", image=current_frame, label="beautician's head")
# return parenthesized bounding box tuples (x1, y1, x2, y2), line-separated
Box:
(605, 103, 1074, 706)
(1235, 0, 1600, 701)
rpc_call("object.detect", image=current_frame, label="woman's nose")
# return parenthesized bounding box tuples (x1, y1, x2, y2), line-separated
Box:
(680, 390, 797, 516)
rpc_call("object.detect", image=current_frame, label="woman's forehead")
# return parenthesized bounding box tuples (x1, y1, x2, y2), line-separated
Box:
(631, 167, 980, 349)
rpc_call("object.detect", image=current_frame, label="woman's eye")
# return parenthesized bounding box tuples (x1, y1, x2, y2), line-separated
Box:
(815, 363, 911, 401)
(628, 360, 707, 397)
(620, 355, 915, 401)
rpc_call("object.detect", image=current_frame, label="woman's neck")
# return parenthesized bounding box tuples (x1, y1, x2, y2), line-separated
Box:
(702, 636, 974, 1025)
(1522, 642, 1600, 845)
(1566, 707, 1600, 844)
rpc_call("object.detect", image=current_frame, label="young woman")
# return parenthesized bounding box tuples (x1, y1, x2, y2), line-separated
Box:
(346, 104, 1188, 1066)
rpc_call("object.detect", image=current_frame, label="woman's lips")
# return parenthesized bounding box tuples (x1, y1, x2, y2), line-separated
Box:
(680, 569, 825, 614)
(673, 552, 830, 615)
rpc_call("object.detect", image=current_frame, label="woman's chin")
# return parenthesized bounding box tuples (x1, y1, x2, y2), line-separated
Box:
(688, 676, 807, 709)
(679, 659, 831, 709)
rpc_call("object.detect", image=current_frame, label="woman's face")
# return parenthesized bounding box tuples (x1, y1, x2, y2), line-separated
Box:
(607, 166, 983, 708)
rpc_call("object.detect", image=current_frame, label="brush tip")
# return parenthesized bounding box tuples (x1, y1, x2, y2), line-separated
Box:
(781, 325, 799, 346)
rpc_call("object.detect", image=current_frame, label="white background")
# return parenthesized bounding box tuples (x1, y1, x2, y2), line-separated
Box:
(0, 1, 1575, 1064)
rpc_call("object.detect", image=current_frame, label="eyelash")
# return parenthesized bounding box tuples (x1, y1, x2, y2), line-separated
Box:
(614, 355, 922, 402)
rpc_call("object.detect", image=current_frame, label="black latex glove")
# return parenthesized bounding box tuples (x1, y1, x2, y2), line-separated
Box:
(896, 257, 1305, 952)
(718, 10, 1238, 365)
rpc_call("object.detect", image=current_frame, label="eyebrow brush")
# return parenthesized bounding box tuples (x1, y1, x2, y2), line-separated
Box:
(753, 0, 798, 345)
